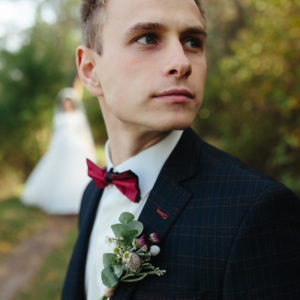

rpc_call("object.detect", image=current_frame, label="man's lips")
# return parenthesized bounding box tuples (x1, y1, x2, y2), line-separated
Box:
(152, 89, 195, 103)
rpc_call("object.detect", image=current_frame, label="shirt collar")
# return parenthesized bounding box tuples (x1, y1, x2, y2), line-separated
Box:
(105, 130, 183, 198)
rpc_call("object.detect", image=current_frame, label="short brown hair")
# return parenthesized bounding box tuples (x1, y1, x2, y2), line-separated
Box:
(81, 0, 205, 54)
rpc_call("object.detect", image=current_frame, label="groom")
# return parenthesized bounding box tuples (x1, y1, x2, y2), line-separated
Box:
(62, 0, 300, 299)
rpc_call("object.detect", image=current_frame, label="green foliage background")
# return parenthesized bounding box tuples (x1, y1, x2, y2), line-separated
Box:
(0, 0, 299, 195)
(200, 0, 300, 193)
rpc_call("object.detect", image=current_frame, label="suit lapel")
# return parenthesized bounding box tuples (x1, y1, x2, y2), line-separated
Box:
(112, 128, 201, 299)
(141, 128, 200, 240)
(62, 182, 103, 299)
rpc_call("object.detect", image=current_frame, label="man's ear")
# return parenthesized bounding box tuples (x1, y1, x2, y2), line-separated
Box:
(76, 46, 103, 97)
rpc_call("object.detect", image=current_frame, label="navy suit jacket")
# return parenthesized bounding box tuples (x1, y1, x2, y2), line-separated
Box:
(62, 128, 300, 299)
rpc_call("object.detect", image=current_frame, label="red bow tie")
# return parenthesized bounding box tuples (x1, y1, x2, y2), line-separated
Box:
(87, 159, 140, 203)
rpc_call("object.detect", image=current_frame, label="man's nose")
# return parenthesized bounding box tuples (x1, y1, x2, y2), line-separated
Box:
(163, 41, 192, 79)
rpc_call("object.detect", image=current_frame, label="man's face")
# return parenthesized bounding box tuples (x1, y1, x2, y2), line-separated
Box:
(93, 0, 207, 133)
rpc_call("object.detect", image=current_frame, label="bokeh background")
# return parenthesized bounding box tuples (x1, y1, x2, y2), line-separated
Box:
(0, 0, 299, 299)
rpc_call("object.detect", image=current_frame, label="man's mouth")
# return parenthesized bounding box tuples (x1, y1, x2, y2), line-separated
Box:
(152, 89, 195, 103)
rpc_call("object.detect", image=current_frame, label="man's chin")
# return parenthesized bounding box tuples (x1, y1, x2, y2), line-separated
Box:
(155, 111, 199, 132)
(153, 122, 192, 132)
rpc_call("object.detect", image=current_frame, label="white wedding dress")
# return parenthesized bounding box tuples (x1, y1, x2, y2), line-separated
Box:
(21, 110, 96, 214)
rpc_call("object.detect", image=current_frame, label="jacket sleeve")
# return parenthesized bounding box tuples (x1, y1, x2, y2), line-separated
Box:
(222, 186, 300, 299)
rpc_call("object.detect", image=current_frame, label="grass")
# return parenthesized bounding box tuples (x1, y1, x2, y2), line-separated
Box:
(15, 222, 77, 300)
(0, 195, 79, 300)
(0, 197, 48, 262)
(0, 147, 107, 299)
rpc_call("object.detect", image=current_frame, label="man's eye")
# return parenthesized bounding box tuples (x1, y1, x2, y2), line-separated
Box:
(184, 38, 203, 49)
(136, 34, 157, 45)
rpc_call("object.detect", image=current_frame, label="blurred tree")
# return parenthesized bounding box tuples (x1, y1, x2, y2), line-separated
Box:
(0, 0, 81, 177)
(199, 0, 300, 193)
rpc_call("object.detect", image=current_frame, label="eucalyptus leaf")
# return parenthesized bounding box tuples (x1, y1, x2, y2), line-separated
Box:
(111, 223, 127, 238)
(122, 229, 139, 239)
(119, 212, 134, 224)
(126, 220, 143, 237)
(113, 264, 124, 278)
(112, 222, 143, 239)
(101, 266, 119, 288)
(103, 253, 114, 268)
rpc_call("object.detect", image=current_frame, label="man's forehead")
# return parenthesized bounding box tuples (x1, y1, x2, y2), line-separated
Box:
(104, 0, 205, 32)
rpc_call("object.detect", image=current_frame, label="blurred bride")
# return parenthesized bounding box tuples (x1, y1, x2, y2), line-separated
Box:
(21, 87, 97, 214)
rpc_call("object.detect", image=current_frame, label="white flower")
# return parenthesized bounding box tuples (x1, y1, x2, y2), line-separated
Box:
(114, 247, 121, 254)
(122, 251, 132, 262)
(150, 245, 160, 256)
(105, 236, 114, 245)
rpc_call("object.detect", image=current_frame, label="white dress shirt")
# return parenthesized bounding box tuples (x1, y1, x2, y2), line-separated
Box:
(85, 130, 183, 300)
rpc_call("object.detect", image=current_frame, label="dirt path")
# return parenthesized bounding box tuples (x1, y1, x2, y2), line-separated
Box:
(0, 216, 75, 300)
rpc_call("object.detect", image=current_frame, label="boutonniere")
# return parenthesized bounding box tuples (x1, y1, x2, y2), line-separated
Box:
(101, 212, 166, 299)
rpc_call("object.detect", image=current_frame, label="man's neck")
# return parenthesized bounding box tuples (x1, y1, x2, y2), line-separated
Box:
(107, 129, 170, 166)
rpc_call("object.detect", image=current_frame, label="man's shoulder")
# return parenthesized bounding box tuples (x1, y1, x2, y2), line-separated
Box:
(177, 128, 296, 200)
(201, 136, 278, 184)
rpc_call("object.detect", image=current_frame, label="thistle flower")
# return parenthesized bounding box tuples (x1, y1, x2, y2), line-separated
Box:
(138, 234, 151, 250)
(125, 252, 141, 272)
(149, 233, 160, 244)
(150, 245, 160, 256)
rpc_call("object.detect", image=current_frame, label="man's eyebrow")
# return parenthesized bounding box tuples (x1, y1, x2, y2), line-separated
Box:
(181, 27, 207, 37)
(125, 22, 167, 35)
(125, 22, 207, 38)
